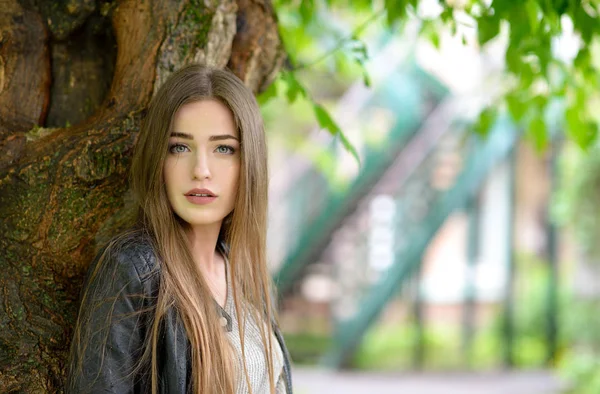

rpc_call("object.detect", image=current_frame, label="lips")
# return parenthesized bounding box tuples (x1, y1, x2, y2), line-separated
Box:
(184, 188, 217, 205)
(185, 188, 216, 197)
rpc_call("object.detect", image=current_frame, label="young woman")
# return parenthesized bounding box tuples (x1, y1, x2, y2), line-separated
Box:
(67, 65, 293, 393)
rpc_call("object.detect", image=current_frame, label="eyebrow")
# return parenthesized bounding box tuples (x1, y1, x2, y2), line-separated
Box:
(170, 132, 239, 142)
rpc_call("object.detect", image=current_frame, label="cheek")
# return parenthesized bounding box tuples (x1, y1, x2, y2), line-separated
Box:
(162, 165, 173, 190)
(230, 164, 241, 189)
(163, 161, 181, 194)
(224, 164, 240, 199)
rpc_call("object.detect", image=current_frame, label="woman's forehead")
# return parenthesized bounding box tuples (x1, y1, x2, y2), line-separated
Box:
(172, 100, 238, 139)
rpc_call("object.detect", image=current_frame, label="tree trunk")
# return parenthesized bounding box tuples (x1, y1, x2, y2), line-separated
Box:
(0, 0, 284, 391)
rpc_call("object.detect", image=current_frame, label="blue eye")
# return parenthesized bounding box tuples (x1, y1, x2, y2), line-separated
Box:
(216, 145, 235, 154)
(168, 143, 189, 154)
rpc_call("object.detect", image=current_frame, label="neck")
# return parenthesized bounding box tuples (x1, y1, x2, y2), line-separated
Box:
(186, 221, 223, 276)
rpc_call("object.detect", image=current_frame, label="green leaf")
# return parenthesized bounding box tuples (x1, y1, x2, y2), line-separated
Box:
(475, 107, 498, 137)
(566, 104, 583, 134)
(582, 121, 599, 148)
(505, 45, 521, 74)
(525, 0, 540, 32)
(507, 10, 530, 47)
(313, 103, 360, 164)
(528, 115, 548, 152)
(299, 0, 315, 25)
(531, 94, 548, 111)
(567, 105, 597, 149)
(574, 47, 591, 70)
(575, 122, 598, 150)
(419, 19, 441, 49)
(534, 36, 553, 77)
(506, 92, 528, 122)
(362, 68, 372, 87)
(491, 0, 512, 16)
(564, 103, 597, 149)
(429, 28, 440, 49)
(572, 6, 596, 44)
(353, 58, 371, 87)
(385, 0, 407, 26)
(505, 45, 536, 89)
(440, 6, 453, 23)
(583, 68, 599, 88)
(350, 39, 372, 87)
(257, 79, 278, 105)
(542, 9, 561, 35)
(282, 71, 307, 103)
(477, 14, 501, 46)
(450, 19, 457, 35)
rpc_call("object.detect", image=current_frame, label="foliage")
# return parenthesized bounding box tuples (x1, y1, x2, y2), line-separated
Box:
(560, 351, 600, 394)
(285, 256, 600, 394)
(350, 253, 568, 371)
(558, 298, 600, 394)
(354, 324, 460, 370)
(352, 323, 503, 370)
(553, 142, 600, 260)
(264, 0, 386, 165)
(269, 0, 600, 158)
(549, 85, 600, 394)
(283, 332, 332, 365)
(492, 253, 569, 367)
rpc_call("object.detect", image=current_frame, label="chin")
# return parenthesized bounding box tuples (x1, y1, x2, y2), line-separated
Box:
(176, 212, 229, 228)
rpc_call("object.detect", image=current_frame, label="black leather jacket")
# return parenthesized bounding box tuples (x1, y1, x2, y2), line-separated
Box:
(67, 232, 293, 393)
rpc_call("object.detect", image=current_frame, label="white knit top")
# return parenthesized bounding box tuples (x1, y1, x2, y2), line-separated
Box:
(220, 264, 286, 393)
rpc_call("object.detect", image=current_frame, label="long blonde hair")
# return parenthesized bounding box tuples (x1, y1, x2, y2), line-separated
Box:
(72, 65, 276, 393)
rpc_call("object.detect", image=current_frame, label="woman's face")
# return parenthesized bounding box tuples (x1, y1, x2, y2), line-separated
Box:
(164, 99, 241, 229)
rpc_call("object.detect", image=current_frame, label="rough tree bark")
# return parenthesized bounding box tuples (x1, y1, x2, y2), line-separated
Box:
(0, 0, 284, 391)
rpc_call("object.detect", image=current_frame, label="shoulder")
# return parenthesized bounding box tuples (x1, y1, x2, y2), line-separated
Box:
(112, 228, 159, 282)
(91, 228, 160, 285)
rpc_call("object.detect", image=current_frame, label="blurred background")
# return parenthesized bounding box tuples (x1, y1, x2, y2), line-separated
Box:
(260, 1, 600, 393)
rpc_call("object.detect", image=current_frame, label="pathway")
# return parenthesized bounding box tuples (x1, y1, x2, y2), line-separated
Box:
(292, 368, 565, 394)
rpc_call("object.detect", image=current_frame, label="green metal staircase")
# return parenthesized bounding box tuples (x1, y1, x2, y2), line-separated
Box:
(269, 46, 521, 367)
(273, 61, 449, 294)
(321, 116, 520, 367)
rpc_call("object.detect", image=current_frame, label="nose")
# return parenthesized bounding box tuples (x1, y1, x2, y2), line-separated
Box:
(192, 151, 211, 180)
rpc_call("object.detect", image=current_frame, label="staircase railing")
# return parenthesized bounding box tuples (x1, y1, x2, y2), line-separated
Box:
(322, 116, 519, 367)
(272, 62, 449, 293)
